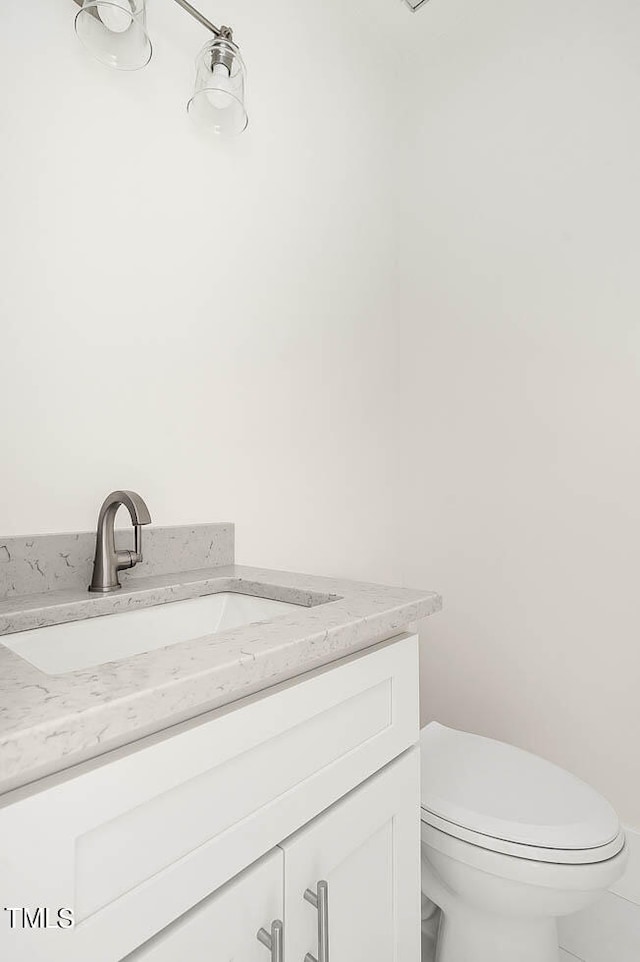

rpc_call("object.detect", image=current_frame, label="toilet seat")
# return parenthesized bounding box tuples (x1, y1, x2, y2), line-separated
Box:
(421, 806, 625, 864)
(420, 722, 623, 865)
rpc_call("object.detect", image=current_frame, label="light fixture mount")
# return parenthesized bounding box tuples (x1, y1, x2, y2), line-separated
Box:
(168, 0, 233, 41)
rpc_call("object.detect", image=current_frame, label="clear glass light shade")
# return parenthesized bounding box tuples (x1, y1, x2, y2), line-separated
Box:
(75, 0, 152, 70)
(187, 39, 248, 135)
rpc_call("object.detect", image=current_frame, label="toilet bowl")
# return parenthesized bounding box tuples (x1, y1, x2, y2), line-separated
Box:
(419, 723, 627, 962)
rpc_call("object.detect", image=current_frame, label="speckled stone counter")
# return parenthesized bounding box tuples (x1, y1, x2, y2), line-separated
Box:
(0, 523, 234, 599)
(0, 534, 441, 796)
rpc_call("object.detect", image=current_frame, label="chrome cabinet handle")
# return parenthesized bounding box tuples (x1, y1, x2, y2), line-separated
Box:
(303, 880, 329, 962)
(257, 920, 284, 961)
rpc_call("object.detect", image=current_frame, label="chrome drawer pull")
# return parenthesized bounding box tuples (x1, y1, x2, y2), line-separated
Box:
(303, 880, 329, 962)
(257, 919, 284, 961)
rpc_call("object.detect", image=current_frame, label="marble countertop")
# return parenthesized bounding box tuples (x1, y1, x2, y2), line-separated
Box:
(0, 564, 441, 796)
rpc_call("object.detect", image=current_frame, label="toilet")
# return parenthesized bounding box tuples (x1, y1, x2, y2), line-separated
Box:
(419, 723, 627, 962)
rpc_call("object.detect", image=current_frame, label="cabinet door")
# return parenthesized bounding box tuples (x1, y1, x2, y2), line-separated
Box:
(281, 748, 421, 962)
(124, 849, 283, 961)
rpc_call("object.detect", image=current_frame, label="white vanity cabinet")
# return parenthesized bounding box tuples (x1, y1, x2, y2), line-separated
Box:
(0, 633, 421, 962)
(126, 750, 419, 962)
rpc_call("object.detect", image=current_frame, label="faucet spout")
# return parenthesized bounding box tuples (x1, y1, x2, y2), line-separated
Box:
(89, 490, 152, 593)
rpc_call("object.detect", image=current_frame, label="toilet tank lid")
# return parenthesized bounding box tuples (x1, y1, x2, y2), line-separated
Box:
(420, 723, 620, 851)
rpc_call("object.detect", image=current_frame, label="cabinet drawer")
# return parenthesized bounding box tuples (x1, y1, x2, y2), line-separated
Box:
(0, 634, 419, 962)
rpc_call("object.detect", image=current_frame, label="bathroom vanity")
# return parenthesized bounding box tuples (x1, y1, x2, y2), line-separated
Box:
(0, 522, 440, 962)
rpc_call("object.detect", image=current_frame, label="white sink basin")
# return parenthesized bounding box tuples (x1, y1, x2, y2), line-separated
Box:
(2, 593, 305, 676)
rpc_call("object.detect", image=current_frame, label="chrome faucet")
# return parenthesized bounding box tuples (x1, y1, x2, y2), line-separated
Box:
(89, 490, 152, 593)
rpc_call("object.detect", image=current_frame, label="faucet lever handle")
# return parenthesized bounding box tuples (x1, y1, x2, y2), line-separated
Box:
(115, 525, 144, 571)
(134, 524, 143, 564)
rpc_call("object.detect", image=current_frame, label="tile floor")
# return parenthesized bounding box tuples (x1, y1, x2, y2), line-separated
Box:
(558, 891, 640, 962)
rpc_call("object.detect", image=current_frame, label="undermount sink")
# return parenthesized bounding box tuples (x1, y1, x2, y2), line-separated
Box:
(2, 592, 306, 676)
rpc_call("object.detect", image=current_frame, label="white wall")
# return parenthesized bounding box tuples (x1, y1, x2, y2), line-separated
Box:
(399, 0, 640, 829)
(0, 0, 406, 583)
(3, 0, 638, 853)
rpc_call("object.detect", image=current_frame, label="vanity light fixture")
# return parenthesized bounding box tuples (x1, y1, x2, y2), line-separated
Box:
(74, 0, 152, 69)
(72, 0, 248, 134)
